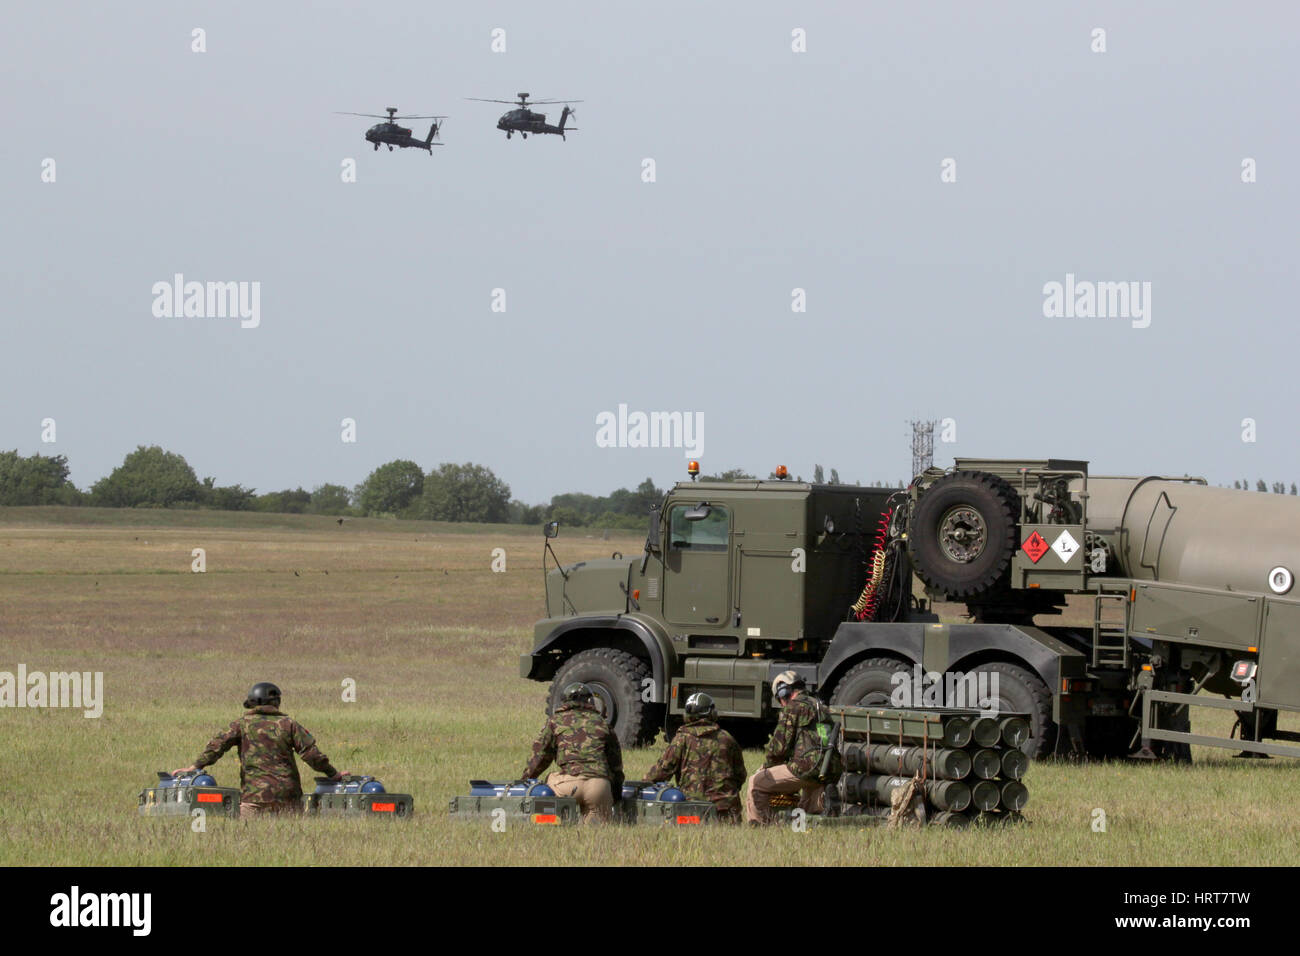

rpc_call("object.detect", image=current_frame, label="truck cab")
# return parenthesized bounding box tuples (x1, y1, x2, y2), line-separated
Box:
(522, 473, 913, 746)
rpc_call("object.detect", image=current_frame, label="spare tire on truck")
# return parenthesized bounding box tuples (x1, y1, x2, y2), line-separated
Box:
(908, 471, 1020, 599)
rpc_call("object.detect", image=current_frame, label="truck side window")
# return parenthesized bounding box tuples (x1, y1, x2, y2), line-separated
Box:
(668, 505, 730, 551)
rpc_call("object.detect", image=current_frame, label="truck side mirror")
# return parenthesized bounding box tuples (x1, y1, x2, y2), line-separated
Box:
(684, 504, 712, 522)
(645, 508, 661, 553)
(544, 520, 559, 539)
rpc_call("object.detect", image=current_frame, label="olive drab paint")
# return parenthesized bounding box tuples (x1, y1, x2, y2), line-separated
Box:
(522, 457, 1300, 763)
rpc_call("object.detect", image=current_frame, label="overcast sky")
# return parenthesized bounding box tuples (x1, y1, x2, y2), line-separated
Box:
(3, 1, 1297, 503)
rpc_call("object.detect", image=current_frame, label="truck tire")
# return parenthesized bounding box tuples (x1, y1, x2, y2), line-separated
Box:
(909, 471, 1020, 598)
(968, 662, 1054, 759)
(549, 648, 659, 748)
(829, 657, 912, 709)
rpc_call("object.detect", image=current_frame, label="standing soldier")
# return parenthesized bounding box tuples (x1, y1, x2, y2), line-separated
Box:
(644, 692, 746, 823)
(171, 682, 345, 817)
(745, 670, 830, 825)
(520, 682, 624, 824)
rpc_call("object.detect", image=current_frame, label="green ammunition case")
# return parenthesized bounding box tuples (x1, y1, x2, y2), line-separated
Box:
(138, 784, 240, 819)
(830, 705, 972, 748)
(623, 799, 718, 826)
(304, 791, 414, 817)
(447, 793, 578, 825)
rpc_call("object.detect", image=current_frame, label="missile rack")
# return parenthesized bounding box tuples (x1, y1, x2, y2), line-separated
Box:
(820, 705, 1031, 827)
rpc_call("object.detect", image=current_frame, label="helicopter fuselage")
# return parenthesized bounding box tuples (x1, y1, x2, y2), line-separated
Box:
(364, 122, 438, 152)
(495, 107, 573, 139)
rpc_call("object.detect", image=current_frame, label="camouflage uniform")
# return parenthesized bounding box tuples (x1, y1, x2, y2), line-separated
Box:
(194, 705, 338, 815)
(745, 693, 826, 824)
(645, 716, 747, 823)
(522, 700, 623, 823)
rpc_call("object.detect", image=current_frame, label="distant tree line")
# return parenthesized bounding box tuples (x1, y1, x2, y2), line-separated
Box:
(0, 446, 660, 528)
(10, 446, 1292, 527)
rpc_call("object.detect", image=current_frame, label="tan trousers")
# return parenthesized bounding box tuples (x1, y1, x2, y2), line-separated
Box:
(546, 773, 614, 824)
(744, 765, 824, 825)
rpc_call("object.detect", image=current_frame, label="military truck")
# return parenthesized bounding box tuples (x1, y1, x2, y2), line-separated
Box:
(520, 459, 1300, 759)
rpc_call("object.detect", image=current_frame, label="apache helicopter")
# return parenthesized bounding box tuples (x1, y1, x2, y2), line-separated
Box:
(465, 93, 581, 140)
(335, 107, 446, 153)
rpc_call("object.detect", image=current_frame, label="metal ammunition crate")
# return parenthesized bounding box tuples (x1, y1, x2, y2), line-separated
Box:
(447, 793, 579, 825)
(303, 791, 414, 817)
(623, 798, 717, 825)
(138, 784, 240, 819)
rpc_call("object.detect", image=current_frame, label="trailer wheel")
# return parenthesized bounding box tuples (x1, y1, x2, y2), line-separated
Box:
(967, 662, 1054, 759)
(909, 471, 1020, 598)
(829, 657, 912, 709)
(549, 648, 659, 748)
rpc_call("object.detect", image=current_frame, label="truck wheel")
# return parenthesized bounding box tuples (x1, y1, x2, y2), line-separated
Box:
(549, 648, 659, 748)
(829, 657, 911, 709)
(909, 471, 1020, 598)
(968, 662, 1054, 759)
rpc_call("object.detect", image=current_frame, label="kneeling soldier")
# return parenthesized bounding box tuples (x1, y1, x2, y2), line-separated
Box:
(645, 692, 746, 823)
(745, 670, 828, 825)
(521, 682, 624, 824)
(172, 682, 345, 817)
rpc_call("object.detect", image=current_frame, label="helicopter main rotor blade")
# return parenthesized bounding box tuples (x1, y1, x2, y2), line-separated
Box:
(525, 99, 583, 105)
(464, 98, 520, 105)
(335, 112, 448, 119)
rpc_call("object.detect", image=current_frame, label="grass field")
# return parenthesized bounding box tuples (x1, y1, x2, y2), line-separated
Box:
(1, 507, 1297, 866)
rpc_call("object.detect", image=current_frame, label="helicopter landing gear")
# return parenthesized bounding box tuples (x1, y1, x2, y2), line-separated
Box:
(506, 131, 512, 139)
(521, 133, 527, 139)
(388, 145, 394, 151)
(373, 143, 379, 151)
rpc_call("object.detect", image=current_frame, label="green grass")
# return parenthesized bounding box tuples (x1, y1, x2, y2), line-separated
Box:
(1, 509, 1297, 866)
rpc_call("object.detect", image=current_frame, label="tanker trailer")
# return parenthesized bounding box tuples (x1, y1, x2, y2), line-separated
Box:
(901, 460, 1300, 758)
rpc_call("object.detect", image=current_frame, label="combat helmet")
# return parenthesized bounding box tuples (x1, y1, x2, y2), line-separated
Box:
(244, 681, 282, 708)
(772, 670, 806, 703)
(559, 682, 595, 706)
(684, 692, 717, 720)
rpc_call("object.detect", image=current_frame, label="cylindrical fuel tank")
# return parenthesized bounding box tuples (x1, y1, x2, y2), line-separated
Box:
(1079, 477, 1300, 596)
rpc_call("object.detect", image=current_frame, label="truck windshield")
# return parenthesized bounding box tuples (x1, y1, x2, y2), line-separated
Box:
(668, 504, 729, 551)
